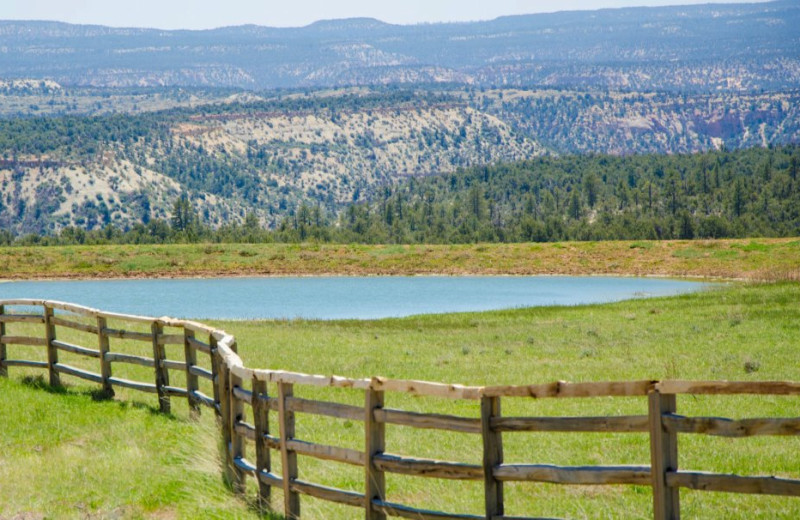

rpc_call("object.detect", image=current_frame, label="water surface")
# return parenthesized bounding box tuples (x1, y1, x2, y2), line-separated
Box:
(0, 276, 707, 320)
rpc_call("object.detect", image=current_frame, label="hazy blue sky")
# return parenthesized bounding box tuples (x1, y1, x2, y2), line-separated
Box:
(2, 0, 768, 29)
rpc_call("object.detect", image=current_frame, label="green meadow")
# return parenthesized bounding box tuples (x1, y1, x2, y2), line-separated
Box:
(2, 281, 799, 518)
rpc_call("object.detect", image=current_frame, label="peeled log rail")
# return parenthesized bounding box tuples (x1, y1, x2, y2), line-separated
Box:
(492, 415, 650, 433)
(290, 480, 365, 508)
(483, 380, 655, 399)
(163, 385, 188, 397)
(191, 390, 215, 409)
(253, 368, 371, 391)
(2, 299, 800, 520)
(372, 500, 484, 520)
(0, 314, 45, 324)
(375, 408, 481, 434)
(667, 471, 800, 496)
(186, 336, 212, 354)
(286, 438, 366, 466)
(258, 470, 283, 488)
(0, 299, 47, 306)
(232, 385, 253, 404)
(186, 365, 214, 381)
(53, 363, 103, 384)
(286, 396, 363, 421)
(656, 380, 800, 396)
(494, 464, 652, 486)
(161, 359, 187, 372)
(50, 316, 98, 334)
(663, 414, 800, 437)
(0, 336, 48, 346)
(107, 376, 158, 394)
(233, 456, 258, 475)
(46, 301, 96, 317)
(234, 421, 256, 441)
(371, 377, 483, 400)
(102, 328, 152, 342)
(373, 454, 483, 480)
(104, 352, 155, 368)
(4, 359, 48, 369)
(52, 339, 101, 359)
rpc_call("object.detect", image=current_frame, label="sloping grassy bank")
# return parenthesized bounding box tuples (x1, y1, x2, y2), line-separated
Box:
(1, 238, 799, 280)
(0, 377, 267, 520)
(2, 282, 798, 518)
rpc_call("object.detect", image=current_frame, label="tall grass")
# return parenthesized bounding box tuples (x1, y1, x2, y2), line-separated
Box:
(0, 375, 267, 519)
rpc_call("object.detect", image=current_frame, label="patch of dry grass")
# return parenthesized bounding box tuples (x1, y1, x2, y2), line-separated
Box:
(1, 238, 799, 281)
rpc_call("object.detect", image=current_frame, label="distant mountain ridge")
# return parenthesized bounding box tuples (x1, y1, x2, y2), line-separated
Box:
(1, 1, 798, 91)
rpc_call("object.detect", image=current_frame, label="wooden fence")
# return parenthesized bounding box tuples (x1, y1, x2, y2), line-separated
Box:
(1, 298, 799, 519)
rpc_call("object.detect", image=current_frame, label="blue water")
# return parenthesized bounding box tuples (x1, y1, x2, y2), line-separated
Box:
(0, 276, 706, 320)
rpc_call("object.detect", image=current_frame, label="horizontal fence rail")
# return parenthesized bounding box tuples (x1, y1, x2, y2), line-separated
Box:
(1, 299, 799, 519)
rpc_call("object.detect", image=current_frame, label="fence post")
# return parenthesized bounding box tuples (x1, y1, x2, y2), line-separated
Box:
(217, 350, 236, 488)
(278, 381, 300, 518)
(97, 315, 113, 396)
(252, 376, 272, 512)
(481, 395, 504, 518)
(0, 304, 6, 378)
(44, 303, 59, 387)
(183, 327, 200, 416)
(229, 366, 246, 494)
(151, 321, 170, 413)
(649, 391, 679, 520)
(365, 384, 386, 520)
(210, 334, 221, 418)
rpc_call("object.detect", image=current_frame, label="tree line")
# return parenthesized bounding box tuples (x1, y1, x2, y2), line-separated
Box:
(3, 145, 798, 247)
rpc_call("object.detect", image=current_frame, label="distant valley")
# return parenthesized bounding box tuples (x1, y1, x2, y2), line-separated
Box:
(0, 1, 798, 92)
(0, 1, 798, 237)
(1, 86, 798, 235)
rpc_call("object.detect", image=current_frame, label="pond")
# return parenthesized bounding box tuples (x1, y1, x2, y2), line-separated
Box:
(0, 276, 708, 320)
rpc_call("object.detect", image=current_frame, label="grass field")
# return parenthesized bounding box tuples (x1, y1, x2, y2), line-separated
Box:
(0, 376, 267, 520)
(2, 281, 799, 519)
(1, 238, 799, 280)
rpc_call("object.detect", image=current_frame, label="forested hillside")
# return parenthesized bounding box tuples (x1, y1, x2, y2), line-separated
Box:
(479, 89, 800, 155)
(0, 90, 543, 235)
(6, 146, 797, 246)
(308, 146, 800, 243)
(1, 86, 798, 237)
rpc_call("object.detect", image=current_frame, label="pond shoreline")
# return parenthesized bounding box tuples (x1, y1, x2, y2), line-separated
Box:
(0, 270, 722, 283)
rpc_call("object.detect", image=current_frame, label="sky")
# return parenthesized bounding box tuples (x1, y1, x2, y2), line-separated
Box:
(1, 0, 769, 30)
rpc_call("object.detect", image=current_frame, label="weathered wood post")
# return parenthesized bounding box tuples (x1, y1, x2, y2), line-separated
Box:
(97, 315, 113, 396)
(649, 391, 679, 520)
(0, 304, 7, 378)
(278, 381, 300, 518)
(365, 382, 386, 520)
(229, 365, 246, 494)
(183, 326, 200, 416)
(210, 333, 221, 418)
(151, 320, 170, 413)
(252, 376, 272, 511)
(278, 382, 300, 520)
(44, 303, 59, 387)
(217, 349, 236, 488)
(481, 395, 504, 518)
